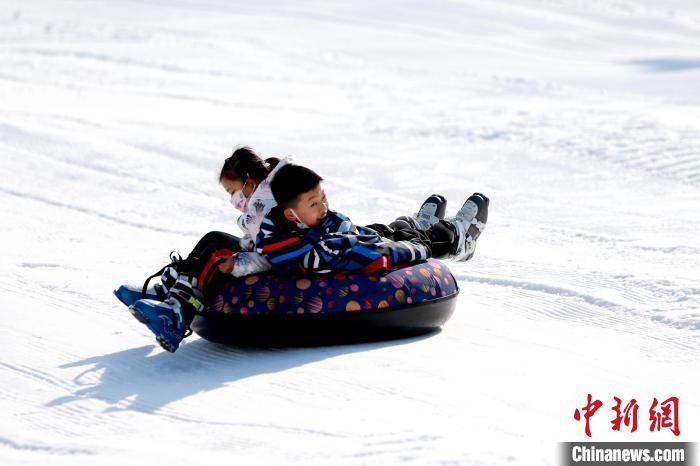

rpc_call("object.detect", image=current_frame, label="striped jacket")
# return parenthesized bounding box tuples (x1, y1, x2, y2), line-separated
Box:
(255, 207, 430, 274)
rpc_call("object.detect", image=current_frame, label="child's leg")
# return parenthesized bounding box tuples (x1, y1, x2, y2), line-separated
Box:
(364, 223, 394, 238)
(419, 221, 456, 258)
(128, 231, 243, 353)
(364, 222, 455, 258)
(185, 231, 242, 295)
(376, 192, 488, 261)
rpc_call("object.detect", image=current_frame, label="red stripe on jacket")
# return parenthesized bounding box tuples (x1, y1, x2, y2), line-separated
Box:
(261, 236, 301, 252)
(362, 256, 388, 274)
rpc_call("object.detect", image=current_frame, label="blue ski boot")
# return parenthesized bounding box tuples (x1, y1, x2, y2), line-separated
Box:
(114, 284, 163, 307)
(129, 274, 204, 353)
(114, 261, 181, 307)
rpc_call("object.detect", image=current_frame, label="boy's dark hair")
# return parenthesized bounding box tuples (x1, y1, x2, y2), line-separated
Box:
(270, 164, 323, 208)
(219, 146, 280, 183)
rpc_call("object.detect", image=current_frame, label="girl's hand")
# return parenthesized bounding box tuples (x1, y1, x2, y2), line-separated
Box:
(218, 255, 234, 274)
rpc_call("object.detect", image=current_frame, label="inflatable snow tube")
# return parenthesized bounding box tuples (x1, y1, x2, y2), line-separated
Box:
(191, 259, 459, 346)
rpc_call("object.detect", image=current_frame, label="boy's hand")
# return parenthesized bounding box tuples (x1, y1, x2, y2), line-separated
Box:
(218, 255, 234, 274)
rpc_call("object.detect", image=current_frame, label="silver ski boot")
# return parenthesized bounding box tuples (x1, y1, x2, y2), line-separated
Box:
(445, 193, 488, 261)
(393, 194, 447, 231)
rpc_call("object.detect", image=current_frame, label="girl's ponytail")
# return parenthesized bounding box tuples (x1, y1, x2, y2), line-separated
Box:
(264, 157, 280, 173)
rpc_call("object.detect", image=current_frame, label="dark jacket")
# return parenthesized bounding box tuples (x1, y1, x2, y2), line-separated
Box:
(255, 207, 430, 274)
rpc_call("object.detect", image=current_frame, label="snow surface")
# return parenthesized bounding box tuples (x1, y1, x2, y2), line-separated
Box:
(1, 0, 699, 464)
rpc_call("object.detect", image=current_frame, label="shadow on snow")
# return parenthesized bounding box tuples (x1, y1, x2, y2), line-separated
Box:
(46, 333, 437, 415)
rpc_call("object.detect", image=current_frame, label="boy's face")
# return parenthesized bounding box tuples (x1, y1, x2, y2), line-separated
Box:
(284, 183, 328, 228)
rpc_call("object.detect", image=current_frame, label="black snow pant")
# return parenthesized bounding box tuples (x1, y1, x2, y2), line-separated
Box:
(181, 231, 242, 297)
(365, 220, 456, 259)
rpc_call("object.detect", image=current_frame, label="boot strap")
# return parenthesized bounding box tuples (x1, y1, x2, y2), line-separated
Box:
(170, 280, 205, 314)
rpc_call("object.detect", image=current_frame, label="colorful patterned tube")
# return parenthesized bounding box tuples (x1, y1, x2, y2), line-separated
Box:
(192, 259, 459, 346)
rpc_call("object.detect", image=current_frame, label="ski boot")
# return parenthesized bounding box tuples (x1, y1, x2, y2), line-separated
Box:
(445, 193, 489, 261)
(129, 274, 204, 352)
(392, 194, 447, 231)
(114, 253, 184, 307)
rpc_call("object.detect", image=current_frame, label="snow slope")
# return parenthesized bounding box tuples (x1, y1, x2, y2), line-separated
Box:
(1, 1, 698, 464)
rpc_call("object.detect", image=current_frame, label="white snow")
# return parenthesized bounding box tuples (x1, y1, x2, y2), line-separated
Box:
(1, 0, 699, 464)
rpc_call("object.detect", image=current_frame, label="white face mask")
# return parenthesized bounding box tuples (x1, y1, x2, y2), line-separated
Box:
(290, 209, 308, 229)
(229, 178, 254, 212)
(230, 190, 248, 212)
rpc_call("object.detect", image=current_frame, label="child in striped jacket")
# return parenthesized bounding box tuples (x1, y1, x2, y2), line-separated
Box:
(256, 163, 488, 274)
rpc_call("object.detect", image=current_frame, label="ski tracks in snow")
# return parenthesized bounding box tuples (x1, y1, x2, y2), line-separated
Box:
(1, 0, 700, 464)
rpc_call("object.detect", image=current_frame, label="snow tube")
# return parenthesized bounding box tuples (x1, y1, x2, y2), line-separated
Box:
(191, 258, 459, 346)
